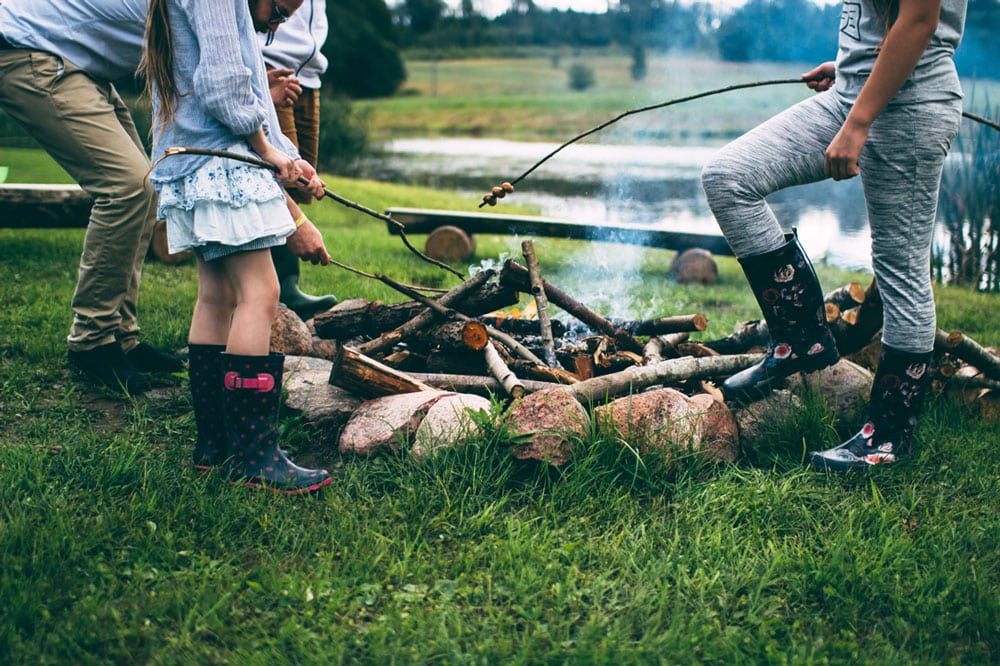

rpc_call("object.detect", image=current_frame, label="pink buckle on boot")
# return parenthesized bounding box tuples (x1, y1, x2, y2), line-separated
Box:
(224, 371, 275, 392)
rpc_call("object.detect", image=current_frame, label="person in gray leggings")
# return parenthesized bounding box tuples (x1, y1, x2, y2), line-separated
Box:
(701, 0, 966, 471)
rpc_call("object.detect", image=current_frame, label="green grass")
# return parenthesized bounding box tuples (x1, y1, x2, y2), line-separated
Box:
(2, 141, 1000, 663)
(359, 54, 1000, 144)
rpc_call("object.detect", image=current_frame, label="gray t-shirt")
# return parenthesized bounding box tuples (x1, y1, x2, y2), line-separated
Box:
(835, 0, 966, 104)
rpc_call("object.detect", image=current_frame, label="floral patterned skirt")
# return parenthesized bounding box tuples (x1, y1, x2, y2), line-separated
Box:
(157, 142, 294, 256)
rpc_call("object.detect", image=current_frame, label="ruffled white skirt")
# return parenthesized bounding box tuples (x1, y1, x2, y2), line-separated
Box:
(157, 142, 294, 255)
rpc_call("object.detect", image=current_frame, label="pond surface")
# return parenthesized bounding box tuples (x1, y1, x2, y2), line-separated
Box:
(361, 137, 877, 272)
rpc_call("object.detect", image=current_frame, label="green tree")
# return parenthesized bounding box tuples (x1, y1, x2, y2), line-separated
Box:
(324, 0, 406, 98)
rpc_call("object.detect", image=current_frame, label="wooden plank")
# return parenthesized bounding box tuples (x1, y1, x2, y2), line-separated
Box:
(384, 207, 735, 256)
(0, 184, 91, 228)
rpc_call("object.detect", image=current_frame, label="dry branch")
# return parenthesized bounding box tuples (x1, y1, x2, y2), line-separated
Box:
(567, 353, 763, 404)
(942, 331, 1000, 380)
(521, 240, 558, 367)
(484, 342, 525, 399)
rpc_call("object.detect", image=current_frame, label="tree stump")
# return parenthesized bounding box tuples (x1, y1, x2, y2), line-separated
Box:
(671, 248, 718, 285)
(425, 225, 476, 261)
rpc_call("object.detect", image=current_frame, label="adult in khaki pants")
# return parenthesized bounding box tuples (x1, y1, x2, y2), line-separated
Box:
(0, 0, 182, 393)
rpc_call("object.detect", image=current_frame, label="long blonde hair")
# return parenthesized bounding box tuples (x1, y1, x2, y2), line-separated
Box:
(139, 0, 178, 135)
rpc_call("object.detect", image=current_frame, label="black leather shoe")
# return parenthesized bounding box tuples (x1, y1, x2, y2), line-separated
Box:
(68, 342, 151, 394)
(125, 342, 185, 373)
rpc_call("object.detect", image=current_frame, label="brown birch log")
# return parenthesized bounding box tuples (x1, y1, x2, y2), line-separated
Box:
(943, 331, 1000, 380)
(498, 259, 644, 354)
(521, 240, 559, 367)
(484, 342, 525, 399)
(567, 353, 763, 404)
(328, 346, 436, 398)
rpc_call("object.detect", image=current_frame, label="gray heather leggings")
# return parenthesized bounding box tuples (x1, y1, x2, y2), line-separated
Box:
(701, 91, 962, 354)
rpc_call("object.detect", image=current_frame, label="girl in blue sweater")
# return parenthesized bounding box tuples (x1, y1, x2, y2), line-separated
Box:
(144, 0, 331, 494)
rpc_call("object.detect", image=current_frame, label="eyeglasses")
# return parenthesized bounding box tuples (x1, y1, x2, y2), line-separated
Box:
(268, 0, 289, 26)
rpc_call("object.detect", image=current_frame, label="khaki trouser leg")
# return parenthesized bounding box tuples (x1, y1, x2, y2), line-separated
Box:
(274, 87, 320, 205)
(0, 50, 156, 351)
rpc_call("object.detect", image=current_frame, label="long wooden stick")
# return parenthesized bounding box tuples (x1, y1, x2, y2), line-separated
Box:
(521, 240, 558, 367)
(567, 353, 762, 404)
(478, 81, 1000, 206)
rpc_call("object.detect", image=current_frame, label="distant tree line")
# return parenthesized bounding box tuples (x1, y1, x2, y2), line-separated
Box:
(323, 0, 999, 100)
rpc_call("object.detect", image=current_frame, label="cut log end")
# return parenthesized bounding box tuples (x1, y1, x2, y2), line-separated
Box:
(425, 225, 476, 262)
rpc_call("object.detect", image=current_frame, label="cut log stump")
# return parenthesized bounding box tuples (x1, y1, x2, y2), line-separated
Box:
(424, 224, 476, 262)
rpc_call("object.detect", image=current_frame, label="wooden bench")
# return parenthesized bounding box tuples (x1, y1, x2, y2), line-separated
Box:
(0, 183, 188, 263)
(383, 207, 734, 261)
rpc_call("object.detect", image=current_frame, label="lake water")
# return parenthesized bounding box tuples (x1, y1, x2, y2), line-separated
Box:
(361, 137, 878, 272)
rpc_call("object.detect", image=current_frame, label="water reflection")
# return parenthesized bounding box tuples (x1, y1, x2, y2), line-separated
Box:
(361, 137, 876, 271)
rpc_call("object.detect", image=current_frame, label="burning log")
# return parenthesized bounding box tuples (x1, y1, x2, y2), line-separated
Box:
(499, 259, 644, 354)
(478, 315, 568, 338)
(329, 345, 435, 398)
(521, 240, 559, 367)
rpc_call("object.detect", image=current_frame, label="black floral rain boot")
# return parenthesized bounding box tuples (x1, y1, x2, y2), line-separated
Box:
(810, 345, 931, 471)
(271, 245, 337, 321)
(221, 352, 331, 495)
(188, 343, 228, 470)
(722, 234, 840, 401)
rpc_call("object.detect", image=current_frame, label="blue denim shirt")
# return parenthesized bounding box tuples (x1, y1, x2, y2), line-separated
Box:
(0, 0, 146, 82)
(149, 0, 299, 183)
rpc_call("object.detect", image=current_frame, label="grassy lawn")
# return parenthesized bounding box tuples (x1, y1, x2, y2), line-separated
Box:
(1, 145, 998, 663)
(358, 54, 1000, 145)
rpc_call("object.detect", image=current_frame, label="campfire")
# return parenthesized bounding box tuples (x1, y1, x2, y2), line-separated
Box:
(272, 242, 1000, 467)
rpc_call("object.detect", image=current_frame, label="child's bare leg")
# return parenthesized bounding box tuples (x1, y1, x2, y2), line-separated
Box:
(220, 249, 280, 356)
(189, 256, 236, 346)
